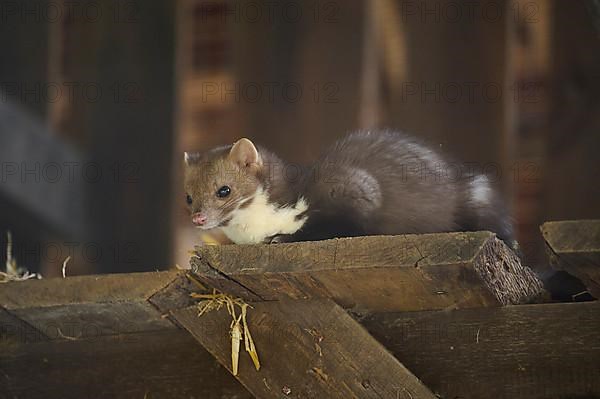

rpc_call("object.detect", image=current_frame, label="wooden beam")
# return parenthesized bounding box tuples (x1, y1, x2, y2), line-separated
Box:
(0, 271, 179, 310)
(1, 271, 431, 398)
(0, 271, 251, 399)
(172, 298, 436, 399)
(0, 271, 182, 340)
(75, 0, 176, 273)
(1, 330, 251, 399)
(191, 232, 545, 312)
(541, 219, 600, 297)
(2, 270, 598, 399)
(361, 301, 600, 399)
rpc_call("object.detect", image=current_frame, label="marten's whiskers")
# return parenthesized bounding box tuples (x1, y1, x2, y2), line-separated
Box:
(218, 196, 245, 211)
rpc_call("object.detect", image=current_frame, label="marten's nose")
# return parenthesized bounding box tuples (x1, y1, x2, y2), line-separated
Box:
(192, 213, 207, 226)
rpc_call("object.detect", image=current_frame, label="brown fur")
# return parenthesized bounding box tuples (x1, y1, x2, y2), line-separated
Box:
(183, 141, 301, 231)
(184, 131, 515, 247)
(184, 146, 262, 229)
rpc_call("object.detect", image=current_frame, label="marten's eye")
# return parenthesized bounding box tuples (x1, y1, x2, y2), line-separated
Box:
(185, 194, 193, 205)
(216, 186, 231, 198)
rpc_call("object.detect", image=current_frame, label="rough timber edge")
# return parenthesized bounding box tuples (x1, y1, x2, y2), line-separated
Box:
(0, 270, 180, 310)
(192, 231, 495, 274)
(191, 231, 547, 307)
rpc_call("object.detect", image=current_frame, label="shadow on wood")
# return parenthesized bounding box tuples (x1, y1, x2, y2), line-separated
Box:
(541, 219, 600, 298)
(361, 301, 600, 399)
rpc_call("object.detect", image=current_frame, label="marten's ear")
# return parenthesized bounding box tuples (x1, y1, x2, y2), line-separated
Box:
(184, 152, 200, 165)
(229, 138, 262, 168)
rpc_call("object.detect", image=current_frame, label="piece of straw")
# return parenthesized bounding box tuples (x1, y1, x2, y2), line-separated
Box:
(1, 231, 41, 283)
(62, 256, 71, 278)
(191, 288, 261, 375)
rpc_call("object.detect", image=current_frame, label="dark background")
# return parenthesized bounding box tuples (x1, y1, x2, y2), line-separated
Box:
(0, 0, 599, 276)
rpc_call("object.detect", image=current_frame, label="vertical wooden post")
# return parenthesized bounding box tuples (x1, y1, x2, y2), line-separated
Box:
(81, 0, 176, 272)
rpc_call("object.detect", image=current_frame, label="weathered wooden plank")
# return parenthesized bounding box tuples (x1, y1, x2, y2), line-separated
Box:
(0, 271, 179, 309)
(0, 272, 182, 345)
(192, 232, 545, 312)
(0, 271, 251, 399)
(2, 270, 597, 399)
(0, 330, 251, 399)
(541, 220, 600, 297)
(172, 298, 436, 399)
(361, 301, 600, 399)
(0, 307, 49, 345)
(10, 302, 175, 339)
(190, 255, 265, 302)
(147, 272, 200, 314)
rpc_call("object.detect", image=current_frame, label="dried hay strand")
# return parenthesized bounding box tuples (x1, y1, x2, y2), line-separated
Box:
(189, 282, 261, 376)
(1, 231, 41, 283)
(62, 256, 71, 278)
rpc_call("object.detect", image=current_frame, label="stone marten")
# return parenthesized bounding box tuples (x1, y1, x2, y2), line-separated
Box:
(183, 130, 515, 247)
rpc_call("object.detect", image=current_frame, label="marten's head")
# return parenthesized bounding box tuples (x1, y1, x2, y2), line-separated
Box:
(183, 138, 263, 230)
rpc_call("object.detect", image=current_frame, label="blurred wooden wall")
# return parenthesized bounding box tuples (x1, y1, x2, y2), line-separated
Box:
(4, 0, 599, 274)
(386, 0, 509, 169)
(0, 0, 50, 120)
(227, 0, 510, 178)
(544, 0, 600, 221)
(45, 0, 177, 274)
(232, 0, 366, 162)
(175, 0, 600, 268)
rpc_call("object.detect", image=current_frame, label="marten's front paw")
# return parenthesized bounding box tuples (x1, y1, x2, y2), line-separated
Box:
(267, 234, 289, 244)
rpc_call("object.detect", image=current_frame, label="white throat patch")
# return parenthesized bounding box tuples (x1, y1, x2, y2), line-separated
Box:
(221, 188, 309, 244)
